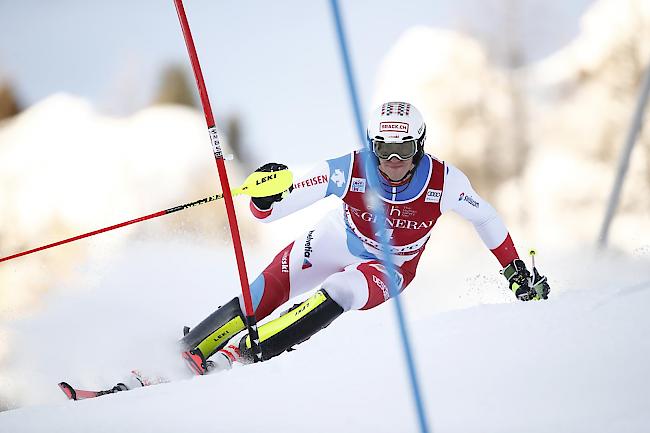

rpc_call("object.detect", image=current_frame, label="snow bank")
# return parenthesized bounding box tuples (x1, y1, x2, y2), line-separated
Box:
(0, 238, 648, 432)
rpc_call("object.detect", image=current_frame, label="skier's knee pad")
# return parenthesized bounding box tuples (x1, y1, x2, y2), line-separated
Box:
(180, 297, 246, 359)
(239, 289, 343, 362)
(322, 269, 369, 311)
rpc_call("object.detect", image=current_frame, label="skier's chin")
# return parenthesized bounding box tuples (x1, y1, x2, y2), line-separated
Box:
(379, 161, 413, 182)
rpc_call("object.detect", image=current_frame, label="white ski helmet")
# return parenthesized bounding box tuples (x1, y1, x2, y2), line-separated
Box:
(366, 102, 426, 164)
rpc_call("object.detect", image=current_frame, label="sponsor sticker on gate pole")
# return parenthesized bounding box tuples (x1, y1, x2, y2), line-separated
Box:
(208, 126, 223, 159)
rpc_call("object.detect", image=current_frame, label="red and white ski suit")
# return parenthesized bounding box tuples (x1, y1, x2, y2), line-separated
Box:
(245, 151, 518, 318)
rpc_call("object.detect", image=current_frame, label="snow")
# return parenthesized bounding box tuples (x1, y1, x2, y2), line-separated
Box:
(0, 235, 649, 432)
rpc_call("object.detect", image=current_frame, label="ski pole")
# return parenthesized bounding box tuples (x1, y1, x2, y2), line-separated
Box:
(529, 249, 537, 269)
(0, 169, 293, 264)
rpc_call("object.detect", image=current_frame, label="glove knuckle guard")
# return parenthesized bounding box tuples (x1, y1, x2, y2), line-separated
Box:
(503, 258, 551, 301)
(256, 162, 288, 173)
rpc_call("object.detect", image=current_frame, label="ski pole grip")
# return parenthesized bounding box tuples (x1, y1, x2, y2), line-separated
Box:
(529, 249, 537, 269)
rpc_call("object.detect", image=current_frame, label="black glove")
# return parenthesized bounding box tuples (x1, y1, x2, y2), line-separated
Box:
(502, 259, 550, 301)
(251, 162, 293, 210)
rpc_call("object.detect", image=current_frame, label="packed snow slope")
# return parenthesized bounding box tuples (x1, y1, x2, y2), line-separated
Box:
(0, 238, 648, 433)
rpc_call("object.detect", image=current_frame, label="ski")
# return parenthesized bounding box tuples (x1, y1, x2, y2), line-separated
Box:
(58, 370, 169, 401)
(58, 381, 128, 401)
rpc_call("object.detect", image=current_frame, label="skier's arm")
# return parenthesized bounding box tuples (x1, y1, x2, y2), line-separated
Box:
(440, 164, 518, 267)
(250, 153, 352, 223)
(440, 164, 551, 301)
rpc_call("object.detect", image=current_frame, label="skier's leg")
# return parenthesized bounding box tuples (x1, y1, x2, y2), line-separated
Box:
(238, 288, 344, 362)
(236, 213, 375, 362)
(181, 211, 353, 369)
(326, 252, 423, 311)
(233, 229, 423, 364)
(179, 241, 297, 366)
(233, 257, 406, 362)
(249, 211, 355, 319)
(234, 257, 403, 362)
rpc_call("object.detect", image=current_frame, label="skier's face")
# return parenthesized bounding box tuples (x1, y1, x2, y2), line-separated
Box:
(378, 155, 415, 181)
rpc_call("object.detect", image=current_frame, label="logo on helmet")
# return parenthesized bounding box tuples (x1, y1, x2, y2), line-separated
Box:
(379, 122, 409, 133)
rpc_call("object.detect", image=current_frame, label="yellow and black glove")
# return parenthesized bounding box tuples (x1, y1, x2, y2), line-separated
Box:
(250, 163, 293, 210)
(502, 259, 550, 301)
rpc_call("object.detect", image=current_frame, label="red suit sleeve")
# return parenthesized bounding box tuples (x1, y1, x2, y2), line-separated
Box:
(490, 233, 519, 267)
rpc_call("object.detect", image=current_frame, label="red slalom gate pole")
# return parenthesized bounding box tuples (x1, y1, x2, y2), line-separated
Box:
(173, 0, 262, 362)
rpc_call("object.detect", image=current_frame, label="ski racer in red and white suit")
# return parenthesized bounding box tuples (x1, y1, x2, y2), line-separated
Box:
(179, 102, 550, 374)
(248, 151, 517, 314)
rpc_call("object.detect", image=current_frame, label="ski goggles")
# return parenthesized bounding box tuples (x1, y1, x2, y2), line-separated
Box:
(372, 139, 417, 160)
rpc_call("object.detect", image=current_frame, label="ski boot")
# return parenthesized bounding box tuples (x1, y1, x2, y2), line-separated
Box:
(182, 344, 243, 375)
(181, 290, 343, 374)
(180, 297, 247, 375)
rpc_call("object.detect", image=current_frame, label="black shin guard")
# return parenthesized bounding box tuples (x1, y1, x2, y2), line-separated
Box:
(180, 297, 246, 359)
(239, 290, 344, 362)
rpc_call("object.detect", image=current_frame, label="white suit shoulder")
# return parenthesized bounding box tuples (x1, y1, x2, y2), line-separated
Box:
(440, 162, 473, 213)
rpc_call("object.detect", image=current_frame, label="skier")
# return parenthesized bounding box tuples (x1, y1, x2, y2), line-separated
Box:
(179, 101, 551, 375)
